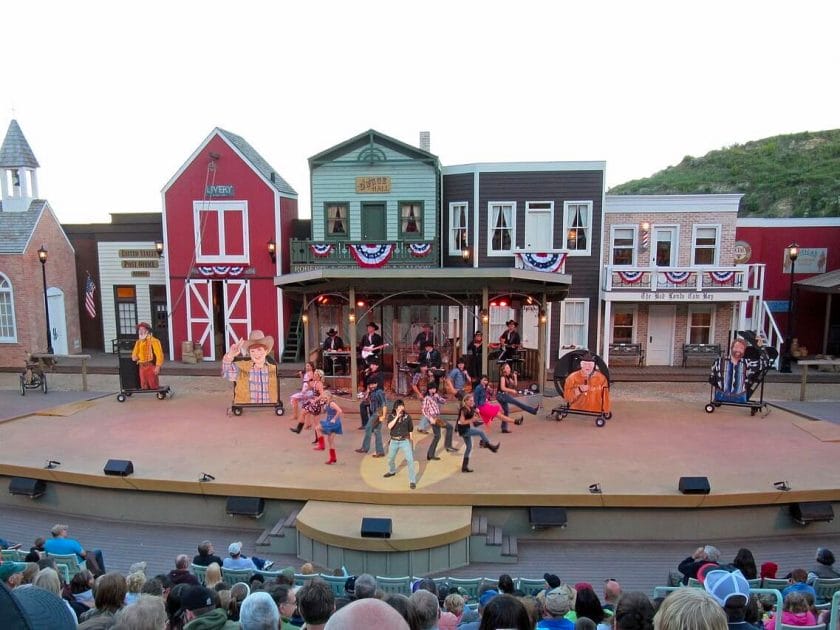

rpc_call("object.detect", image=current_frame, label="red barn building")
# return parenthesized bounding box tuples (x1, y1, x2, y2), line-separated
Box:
(162, 128, 297, 361)
(736, 217, 840, 356)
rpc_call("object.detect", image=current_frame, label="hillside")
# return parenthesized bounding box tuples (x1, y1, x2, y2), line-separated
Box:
(609, 129, 840, 217)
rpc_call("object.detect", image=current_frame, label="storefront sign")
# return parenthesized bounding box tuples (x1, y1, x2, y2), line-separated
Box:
(122, 260, 159, 269)
(206, 184, 235, 197)
(119, 249, 159, 258)
(733, 240, 752, 264)
(640, 292, 714, 301)
(355, 176, 391, 193)
(131, 271, 151, 278)
(783, 247, 827, 274)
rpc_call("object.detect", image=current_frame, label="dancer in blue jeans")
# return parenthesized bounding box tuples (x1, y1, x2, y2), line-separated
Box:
(497, 363, 539, 428)
(456, 394, 499, 473)
(356, 380, 387, 457)
(383, 400, 417, 489)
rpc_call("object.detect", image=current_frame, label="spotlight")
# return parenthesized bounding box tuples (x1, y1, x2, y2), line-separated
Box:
(199, 472, 215, 482)
(45, 460, 61, 469)
(588, 483, 602, 494)
(774, 481, 791, 491)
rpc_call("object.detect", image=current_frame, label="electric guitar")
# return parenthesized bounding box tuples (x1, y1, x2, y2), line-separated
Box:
(361, 342, 389, 359)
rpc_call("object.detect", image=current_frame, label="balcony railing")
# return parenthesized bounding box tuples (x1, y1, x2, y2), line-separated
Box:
(603, 265, 751, 293)
(290, 239, 439, 271)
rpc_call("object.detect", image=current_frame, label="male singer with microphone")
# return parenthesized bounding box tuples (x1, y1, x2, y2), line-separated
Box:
(563, 352, 610, 413)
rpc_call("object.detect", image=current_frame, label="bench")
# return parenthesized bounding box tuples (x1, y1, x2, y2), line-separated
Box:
(682, 344, 721, 367)
(608, 343, 644, 366)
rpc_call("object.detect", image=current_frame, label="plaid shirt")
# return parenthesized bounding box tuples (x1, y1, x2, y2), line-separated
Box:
(421, 393, 445, 419)
(222, 360, 273, 404)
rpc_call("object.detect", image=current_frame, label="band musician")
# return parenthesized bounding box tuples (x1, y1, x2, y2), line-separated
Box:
(322, 328, 346, 374)
(497, 319, 521, 364)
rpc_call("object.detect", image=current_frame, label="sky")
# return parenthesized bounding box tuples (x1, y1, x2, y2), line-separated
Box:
(3, 0, 838, 224)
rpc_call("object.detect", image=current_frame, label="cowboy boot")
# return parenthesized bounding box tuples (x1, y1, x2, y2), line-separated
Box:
(514, 416, 524, 426)
(461, 457, 473, 473)
(326, 449, 337, 465)
(289, 422, 304, 434)
(313, 436, 325, 451)
(488, 442, 500, 453)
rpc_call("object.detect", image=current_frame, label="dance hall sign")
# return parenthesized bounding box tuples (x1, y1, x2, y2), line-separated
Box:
(355, 176, 391, 193)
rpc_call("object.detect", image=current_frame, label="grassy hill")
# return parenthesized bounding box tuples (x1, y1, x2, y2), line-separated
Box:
(609, 129, 840, 217)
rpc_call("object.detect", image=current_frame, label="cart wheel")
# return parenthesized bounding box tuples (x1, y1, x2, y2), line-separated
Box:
(157, 391, 166, 400)
(19, 375, 26, 396)
(705, 404, 715, 413)
(529, 383, 540, 393)
(232, 407, 243, 416)
(596, 416, 606, 427)
(41, 374, 48, 394)
(126, 392, 133, 397)
(275, 406, 285, 416)
(714, 402, 721, 407)
(603, 412, 612, 420)
(117, 394, 126, 403)
(560, 409, 569, 420)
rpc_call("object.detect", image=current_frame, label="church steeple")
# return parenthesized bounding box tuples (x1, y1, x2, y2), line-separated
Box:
(0, 119, 40, 212)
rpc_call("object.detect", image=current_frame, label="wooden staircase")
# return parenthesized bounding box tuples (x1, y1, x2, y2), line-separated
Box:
(470, 514, 518, 564)
(281, 311, 303, 363)
(255, 508, 300, 555)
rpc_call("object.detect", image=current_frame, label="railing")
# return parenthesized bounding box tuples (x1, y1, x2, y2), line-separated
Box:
(290, 239, 439, 271)
(759, 301, 784, 364)
(603, 265, 750, 293)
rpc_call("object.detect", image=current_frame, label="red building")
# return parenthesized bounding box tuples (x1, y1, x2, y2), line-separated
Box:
(736, 217, 840, 355)
(162, 128, 297, 361)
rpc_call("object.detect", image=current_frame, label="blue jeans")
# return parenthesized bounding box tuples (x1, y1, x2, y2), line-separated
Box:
(386, 439, 416, 484)
(361, 419, 384, 455)
(496, 391, 539, 416)
(427, 421, 454, 458)
(462, 427, 490, 458)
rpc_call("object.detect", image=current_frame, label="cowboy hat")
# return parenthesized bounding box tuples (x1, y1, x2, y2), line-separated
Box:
(327, 328, 338, 336)
(505, 320, 518, 327)
(242, 330, 274, 353)
(136, 322, 152, 331)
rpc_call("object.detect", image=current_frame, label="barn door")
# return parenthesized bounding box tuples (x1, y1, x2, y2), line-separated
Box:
(223, 280, 250, 351)
(186, 280, 214, 360)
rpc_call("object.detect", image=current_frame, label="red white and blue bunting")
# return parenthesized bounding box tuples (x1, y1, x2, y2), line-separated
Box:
(310, 244, 334, 258)
(197, 266, 245, 277)
(409, 243, 432, 258)
(707, 270, 735, 283)
(349, 243, 394, 268)
(664, 271, 692, 284)
(616, 270, 645, 284)
(518, 252, 567, 273)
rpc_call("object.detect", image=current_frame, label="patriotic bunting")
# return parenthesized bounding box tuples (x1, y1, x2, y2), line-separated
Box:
(84, 273, 97, 318)
(663, 271, 692, 284)
(409, 243, 432, 258)
(518, 252, 567, 273)
(349, 244, 394, 268)
(310, 243, 334, 257)
(616, 270, 645, 284)
(197, 266, 245, 277)
(707, 270, 735, 283)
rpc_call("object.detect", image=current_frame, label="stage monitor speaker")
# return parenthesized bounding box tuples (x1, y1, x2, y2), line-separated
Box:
(361, 517, 392, 538)
(9, 477, 46, 498)
(529, 507, 568, 528)
(678, 476, 711, 495)
(226, 496, 265, 518)
(790, 502, 834, 525)
(103, 459, 134, 476)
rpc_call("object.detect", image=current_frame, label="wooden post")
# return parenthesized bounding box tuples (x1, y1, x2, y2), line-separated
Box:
(302, 293, 310, 364)
(538, 294, 547, 396)
(81, 356, 89, 392)
(349, 287, 358, 392)
(481, 287, 489, 378)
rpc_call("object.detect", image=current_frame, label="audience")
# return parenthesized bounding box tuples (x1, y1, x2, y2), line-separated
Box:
(205, 562, 223, 590)
(193, 541, 224, 568)
(46, 523, 105, 575)
(410, 588, 441, 630)
(125, 570, 146, 604)
(763, 591, 817, 630)
(297, 578, 335, 630)
(575, 584, 608, 629)
(704, 569, 753, 629)
(354, 573, 378, 600)
(613, 592, 655, 630)
(678, 545, 721, 584)
(808, 547, 840, 582)
(440, 592, 465, 629)
(479, 593, 532, 630)
(781, 568, 817, 602)
(324, 597, 410, 629)
(383, 592, 413, 626)
(603, 580, 621, 614)
(537, 584, 575, 629)
(654, 588, 727, 630)
(731, 548, 758, 580)
(239, 591, 280, 630)
(79, 571, 128, 624)
(113, 593, 167, 630)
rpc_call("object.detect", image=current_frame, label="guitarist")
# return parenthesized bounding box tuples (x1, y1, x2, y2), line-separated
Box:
(360, 322, 384, 368)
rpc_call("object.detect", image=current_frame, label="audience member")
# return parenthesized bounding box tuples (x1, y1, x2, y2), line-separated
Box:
(603, 580, 622, 614)
(576, 620, 597, 630)
(781, 569, 817, 603)
(276, 566, 296, 587)
(763, 591, 817, 630)
(732, 548, 758, 580)
(323, 597, 410, 629)
(461, 589, 499, 630)
(113, 593, 167, 630)
(0, 581, 77, 629)
(297, 578, 335, 629)
(239, 591, 280, 630)
(678, 545, 721, 584)
(70, 569, 97, 610)
(440, 592, 464, 630)
(31, 536, 46, 556)
(79, 571, 127, 624)
(760, 563, 778, 581)
(520, 595, 542, 628)
(17, 561, 38, 587)
(575, 585, 608, 628)
(223, 541, 273, 572)
(498, 573, 515, 595)
(300, 562, 316, 575)
(653, 588, 727, 630)
(227, 582, 250, 621)
(383, 592, 413, 627)
(0, 536, 19, 550)
(165, 582, 191, 630)
(45, 523, 106, 575)
(410, 588, 440, 630)
(140, 578, 164, 598)
(354, 573, 378, 599)
(33, 566, 78, 621)
(178, 584, 233, 629)
(269, 583, 297, 629)
(479, 593, 532, 630)
(169, 554, 200, 586)
(538, 584, 574, 629)
(808, 547, 840, 582)
(613, 592, 654, 630)
(205, 562, 223, 590)
(704, 569, 754, 629)
(125, 571, 147, 605)
(0, 560, 26, 588)
(193, 541, 224, 567)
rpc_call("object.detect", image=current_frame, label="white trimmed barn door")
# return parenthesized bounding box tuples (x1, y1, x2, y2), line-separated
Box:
(223, 280, 250, 350)
(186, 280, 214, 360)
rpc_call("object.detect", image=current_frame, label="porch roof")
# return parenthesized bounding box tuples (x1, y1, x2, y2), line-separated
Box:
(795, 269, 840, 294)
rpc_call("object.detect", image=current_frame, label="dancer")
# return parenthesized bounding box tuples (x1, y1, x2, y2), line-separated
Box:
(383, 400, 417, 490)
(473, 375, 518, 433)
(289, 362, 315, 422)
(422, 381, 456, 461)
(297, 370, 326, 446)
(466, 331, 485, 384)
(497, 363, 539, 420)
(445, 356, 471, 399)
(316, 392, 343, 465)
(456, 394, 499, 473)
(356, 379, 387, 457)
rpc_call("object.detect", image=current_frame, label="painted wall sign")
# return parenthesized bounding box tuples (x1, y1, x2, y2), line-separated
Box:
(131, 271, 151, 277)
(640, 292, 714, 301)
(119, 249, 159, 258)
(783, 247, 827, 274)
(121, 260, 159, 269)
(355, 176, 391, 193)
(206, 184, 235, 197)
(733, 240, 752, 264)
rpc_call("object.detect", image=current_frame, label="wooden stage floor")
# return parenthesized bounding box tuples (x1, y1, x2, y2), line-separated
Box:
(1, 387, 839, 509)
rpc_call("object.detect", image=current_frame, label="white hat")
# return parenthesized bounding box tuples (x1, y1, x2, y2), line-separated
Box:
(228, 542, 242, 555)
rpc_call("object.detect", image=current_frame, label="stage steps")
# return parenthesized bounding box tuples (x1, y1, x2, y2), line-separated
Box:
(255, 508, 300, 554)
(469, 520, 518, 564)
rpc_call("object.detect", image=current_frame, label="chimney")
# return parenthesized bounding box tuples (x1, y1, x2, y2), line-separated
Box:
(419, 131, 431, 153)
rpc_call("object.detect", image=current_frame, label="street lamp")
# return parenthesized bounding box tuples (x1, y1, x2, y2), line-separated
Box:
(780, 243, 799, 373)
(37, 245, 54, 354)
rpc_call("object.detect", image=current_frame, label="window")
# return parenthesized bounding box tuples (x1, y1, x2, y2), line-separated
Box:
(489, 304, 514, 342)
(559, 298, 589, 349)
(688, 305, 714, 344)
(449, 202, 469, 255)
(114, 286, 138, 338)
(564, 201, 592, 254)
(653, 226, 678, 267)
(612, 307, 636, 343)
(325, 203, 348, 238)
(693, 225, 719, 265)
(488, 202, 515, 255)
(0, 274, 17, 342)
(611, 227, 636, 266)
(400, 202, 422, 237)
(193, 201, 249, 263)
(524, 201, 554, 250)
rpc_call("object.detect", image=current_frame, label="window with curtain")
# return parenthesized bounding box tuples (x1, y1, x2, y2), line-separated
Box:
(489, 202, 514, 254)
(115, 286, 138, 338)
(0, 274, 17, 341)
(688, 306, 713, 344)
(560, 299, 589, 348)
(326, 203, 348, 237)
(400, 202, 422, 237)
(693, 226, 719, 265)
(612, 308, 635, 343)
(449, 202, 469, 255)
(611, 227, 635, 265)
(564, 202, 592, 253)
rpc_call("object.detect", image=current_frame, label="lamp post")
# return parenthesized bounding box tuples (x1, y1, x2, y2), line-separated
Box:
(37, 245, 54, 354)
(780, 243, 799, 373)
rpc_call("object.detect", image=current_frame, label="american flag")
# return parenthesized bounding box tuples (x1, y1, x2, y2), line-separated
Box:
(84, 273, 97, 319)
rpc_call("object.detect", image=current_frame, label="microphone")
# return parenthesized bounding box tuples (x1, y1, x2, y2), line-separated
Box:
(199, 473, 216, 482)
(45, 460, 61, 469)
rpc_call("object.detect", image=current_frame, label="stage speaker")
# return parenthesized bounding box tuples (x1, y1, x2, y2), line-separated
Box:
(9, 477, 46, 498)
(529, 507, 568, 528)
(790, 502, 834, 525)
(103, 459, 134, 476)
(226, 496, 265, 518)
(678, 476, 711, 495)
(361, 517, 392, 538)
